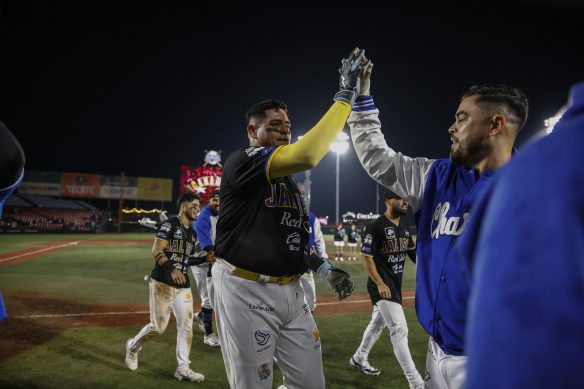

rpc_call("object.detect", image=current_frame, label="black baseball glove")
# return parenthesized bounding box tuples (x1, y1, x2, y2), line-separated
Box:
(325, 266, 355, 301)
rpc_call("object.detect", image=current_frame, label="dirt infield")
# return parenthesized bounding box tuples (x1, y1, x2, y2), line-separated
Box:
(0, 289, 415, 361)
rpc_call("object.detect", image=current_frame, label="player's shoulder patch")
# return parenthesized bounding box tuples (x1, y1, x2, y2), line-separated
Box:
(159, 221, 172, 232)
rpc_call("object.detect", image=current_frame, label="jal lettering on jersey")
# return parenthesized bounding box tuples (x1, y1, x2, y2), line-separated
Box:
(430, 202, 469, 239)
(381, 238, 410, 254)
(264, 182, 307, 216)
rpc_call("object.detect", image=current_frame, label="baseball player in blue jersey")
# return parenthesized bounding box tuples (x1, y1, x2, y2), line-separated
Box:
(459, 81, 584, 389)
(191, 189, 220, 347)
(348, 55, 528, 388)
(0, 121, 25, 219)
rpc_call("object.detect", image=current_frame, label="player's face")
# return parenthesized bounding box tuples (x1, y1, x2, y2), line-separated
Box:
(448, 95, 492, 167)
(387, 198, 408, 216)
(182, 199, 200, 221)
(209, 197, 220, 214)
(251, 109, 291, 147)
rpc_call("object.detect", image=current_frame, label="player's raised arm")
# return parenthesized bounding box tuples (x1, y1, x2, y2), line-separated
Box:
(267, 48, 369, 179)
(347, 61, 435, 213)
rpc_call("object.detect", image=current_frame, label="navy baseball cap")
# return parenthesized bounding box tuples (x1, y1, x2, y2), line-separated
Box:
(209, 189, 220, 199)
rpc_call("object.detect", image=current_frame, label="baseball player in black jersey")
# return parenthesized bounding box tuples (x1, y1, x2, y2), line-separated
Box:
(211, 48, 367, 389)
(125, 192, 206, 382)
(350, 189, 424, 389)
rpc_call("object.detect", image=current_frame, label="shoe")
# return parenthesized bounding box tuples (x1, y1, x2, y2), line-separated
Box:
(174, 367, 205, 382)
(194, 311, 205, 332)
(203, 333, 220, 347)
(125, 339, 141, 371)
(350, 355, 380, 376)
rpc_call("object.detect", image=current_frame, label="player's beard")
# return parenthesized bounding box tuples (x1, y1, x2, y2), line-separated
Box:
(210, 205, 219, 216)
(392, 205, 407, 216)
(450, 134, 490, 167)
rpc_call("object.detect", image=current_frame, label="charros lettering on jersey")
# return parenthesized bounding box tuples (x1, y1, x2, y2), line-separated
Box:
(431, 202, 469, 239)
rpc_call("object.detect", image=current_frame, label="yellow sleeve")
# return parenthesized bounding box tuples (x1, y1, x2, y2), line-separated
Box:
(267, 101, 351, 179)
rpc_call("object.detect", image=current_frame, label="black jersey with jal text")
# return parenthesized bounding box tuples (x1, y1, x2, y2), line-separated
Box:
(361, 215, 415, 305)
(215, 146, 309, 276)
(150, 216, 197, 288)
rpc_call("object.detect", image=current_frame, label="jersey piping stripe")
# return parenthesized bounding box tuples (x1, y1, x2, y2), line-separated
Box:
(264, 145, 284, 183)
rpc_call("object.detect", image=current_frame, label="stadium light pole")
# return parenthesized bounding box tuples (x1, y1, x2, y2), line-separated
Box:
(330, 131, 349, 225)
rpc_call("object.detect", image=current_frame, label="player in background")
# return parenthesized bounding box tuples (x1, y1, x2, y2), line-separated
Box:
(0, 121, 25, 218)
(300, 211, 329, 312)
(350, 190, 422, 388)
(191, 189, 220, 347)
(348, 53, 528, 388)
(347, 223, 360, 260)
(460, 82, 584, 389)
(125, 192, 205, 382)
(333, 223, 346, 261)
(211, 48, 365, 389)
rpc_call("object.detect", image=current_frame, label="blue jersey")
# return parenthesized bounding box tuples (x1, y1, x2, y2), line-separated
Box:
(349, 96, 495, 355)
(461, 82, 584, 388)
(0, 169, 24, 219)
(193, 205, 216, 251)
(415, 159, 493, 355)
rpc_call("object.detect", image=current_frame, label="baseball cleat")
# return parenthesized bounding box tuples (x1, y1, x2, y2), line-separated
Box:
(125, 338, 140, 371)
(203, 333, 220, 347)
(193, 311, 205, 332)
(350, 355, 381, 376)
(174, 367, 205, 382)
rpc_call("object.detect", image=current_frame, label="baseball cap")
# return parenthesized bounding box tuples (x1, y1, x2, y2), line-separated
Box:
(209, 189, 220, 200)
(383, 189, 401, 201)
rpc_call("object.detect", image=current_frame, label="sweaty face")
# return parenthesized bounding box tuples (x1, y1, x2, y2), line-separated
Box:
(209, 197, 220, 215)
(448, 96, 492, 167)
(182, 199, 200, 222)
(249, 109, 291, 147)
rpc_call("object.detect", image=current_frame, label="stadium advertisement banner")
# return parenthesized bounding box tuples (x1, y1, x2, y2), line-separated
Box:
(24, 170, 61, 183)
(137, 177, 173, 202)
(60, 172, 101, 198)
(99, 175, 138, 199)
(180, 165, 222, 202)
(18, 181, 61, 196)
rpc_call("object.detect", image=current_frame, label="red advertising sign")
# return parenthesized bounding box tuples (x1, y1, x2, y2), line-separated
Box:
(180, 165, 222, 203)
(60, 172, 101, 198)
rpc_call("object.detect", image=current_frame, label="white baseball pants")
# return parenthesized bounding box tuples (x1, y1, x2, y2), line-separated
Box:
(424, 336, 466, 389)
(128, 278, 194, 369)
(191, 262, 213, 309)
(212, 259, 324, 389)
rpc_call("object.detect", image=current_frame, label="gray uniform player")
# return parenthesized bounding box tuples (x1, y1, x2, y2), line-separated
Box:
(211, 48, 365, 389)
(125, 192, 205, 382)
(350, 190, 423, 389)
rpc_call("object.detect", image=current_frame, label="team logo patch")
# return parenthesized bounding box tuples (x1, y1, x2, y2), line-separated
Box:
(312, 326, 321, 350)
(252, 329, 272, 353)
(174, 229, 183, 239)
(256, 362, 272, 383)
(384, 227, 395, 239)
(245, 147, 264, 157)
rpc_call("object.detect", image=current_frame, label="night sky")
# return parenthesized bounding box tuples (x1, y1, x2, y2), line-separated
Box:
(1, 1, 582, 218)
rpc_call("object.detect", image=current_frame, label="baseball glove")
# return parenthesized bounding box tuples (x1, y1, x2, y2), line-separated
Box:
(325, 267, 355, 301)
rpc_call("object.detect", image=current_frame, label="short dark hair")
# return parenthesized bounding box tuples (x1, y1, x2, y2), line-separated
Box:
(462, 84, 529, 130)
(177, 191, 201, 210)
(246, 99, 288, 125)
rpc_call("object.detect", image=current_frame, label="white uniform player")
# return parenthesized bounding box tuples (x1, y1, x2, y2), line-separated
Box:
(125, 193, 205, 382)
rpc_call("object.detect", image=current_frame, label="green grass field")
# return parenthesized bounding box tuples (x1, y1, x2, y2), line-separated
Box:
(0, 233, 425, 388)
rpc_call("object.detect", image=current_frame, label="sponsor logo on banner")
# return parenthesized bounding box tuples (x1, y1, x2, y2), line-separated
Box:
(60, 172, 101, 198)
(18, 182, 61, 196)
(252, 329, 272, 353)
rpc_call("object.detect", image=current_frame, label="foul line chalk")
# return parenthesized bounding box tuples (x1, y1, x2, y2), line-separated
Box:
(0, 241, 79, 263)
